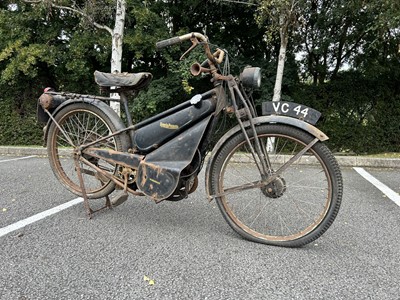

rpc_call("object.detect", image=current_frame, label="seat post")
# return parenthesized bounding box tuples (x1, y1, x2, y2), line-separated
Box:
(119, 91, 136, 145)
(119, 91, 133, 127)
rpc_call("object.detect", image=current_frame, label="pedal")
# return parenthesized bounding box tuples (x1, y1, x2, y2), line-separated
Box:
(111, 192, 129, 207)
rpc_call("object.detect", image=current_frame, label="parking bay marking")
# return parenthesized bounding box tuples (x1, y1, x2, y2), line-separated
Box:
(0, 155, 37, 163)
(0, 197, 83, 238)
(353, 167, 400, 207)
(1, 166, 395, 238)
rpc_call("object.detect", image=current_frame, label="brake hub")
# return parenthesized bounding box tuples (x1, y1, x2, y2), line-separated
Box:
(262, 176, 286, 198)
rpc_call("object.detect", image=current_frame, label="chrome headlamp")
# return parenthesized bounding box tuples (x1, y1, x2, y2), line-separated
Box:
(239, 67, 261, 89)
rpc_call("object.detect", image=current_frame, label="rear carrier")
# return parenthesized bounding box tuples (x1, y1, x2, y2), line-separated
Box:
(37, 88, 116, 124)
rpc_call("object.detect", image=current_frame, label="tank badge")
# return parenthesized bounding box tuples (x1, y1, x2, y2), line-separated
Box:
(160, 122, 179, 130)
(149, 178, 160, 185)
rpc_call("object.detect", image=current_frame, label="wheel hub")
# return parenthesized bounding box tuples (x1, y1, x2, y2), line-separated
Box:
(262, 176, 286, 198)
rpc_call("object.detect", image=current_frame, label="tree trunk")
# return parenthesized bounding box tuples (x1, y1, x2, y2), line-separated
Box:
(268, 14, 289, 153)
(272, 16, 288, 102)
(110, 0, 126, 115)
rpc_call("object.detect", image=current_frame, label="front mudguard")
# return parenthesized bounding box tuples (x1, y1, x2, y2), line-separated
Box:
(204, 115, 329, 201)
(42, 98, 131, 148)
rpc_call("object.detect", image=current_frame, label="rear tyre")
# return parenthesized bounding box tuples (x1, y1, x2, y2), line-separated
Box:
(47, 103, 125, 199)
(209, 124, 343, 247)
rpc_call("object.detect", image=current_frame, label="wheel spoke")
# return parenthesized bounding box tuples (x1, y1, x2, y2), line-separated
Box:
(48, 105, 122, 199)
(212, 124, 342, 247)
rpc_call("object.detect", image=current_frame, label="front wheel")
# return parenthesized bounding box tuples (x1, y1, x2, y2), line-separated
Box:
(209, 124, 343, 247)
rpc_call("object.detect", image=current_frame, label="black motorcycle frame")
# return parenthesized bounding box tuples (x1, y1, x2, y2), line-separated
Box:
(37, 32, 329, 218)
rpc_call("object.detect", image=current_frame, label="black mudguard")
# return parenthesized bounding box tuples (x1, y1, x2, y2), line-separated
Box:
(204, 115, 329, 201)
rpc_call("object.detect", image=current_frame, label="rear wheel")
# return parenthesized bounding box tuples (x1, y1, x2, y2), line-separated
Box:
(210, 124, 343, 247)
(47, 103, 126, 199)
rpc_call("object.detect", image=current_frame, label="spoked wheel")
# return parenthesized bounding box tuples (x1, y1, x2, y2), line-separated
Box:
(47, 103, 126, 199)
(210, 124, 343, 247)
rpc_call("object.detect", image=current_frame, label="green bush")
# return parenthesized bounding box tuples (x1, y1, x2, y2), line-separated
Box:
(291, 70, 400, 154)
(1, 69, 400, 155)
(0, 96, 43, 145)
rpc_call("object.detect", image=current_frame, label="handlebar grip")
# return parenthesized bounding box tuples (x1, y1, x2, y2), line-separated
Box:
(156, 37, 182, 49)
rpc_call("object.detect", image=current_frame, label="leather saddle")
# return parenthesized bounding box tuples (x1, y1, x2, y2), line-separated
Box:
(94, 70, 153, 91)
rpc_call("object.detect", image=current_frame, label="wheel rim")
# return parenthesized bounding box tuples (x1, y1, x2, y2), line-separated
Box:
(50, 109, 118, 195)
(218, 133, 332, 242)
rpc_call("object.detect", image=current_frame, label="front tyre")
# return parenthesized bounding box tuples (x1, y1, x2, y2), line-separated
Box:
(47, 103, 126, 199)
(209, 124, 343, 247)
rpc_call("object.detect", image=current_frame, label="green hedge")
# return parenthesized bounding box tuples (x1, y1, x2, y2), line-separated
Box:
(292, 71, 400, 154)
(1, 70, 399, 155)
(0, 96, 43, 146)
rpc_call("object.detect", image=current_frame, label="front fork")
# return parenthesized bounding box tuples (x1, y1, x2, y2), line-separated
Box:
(226, 80, 321, 193)
(227, 79, 271, 179)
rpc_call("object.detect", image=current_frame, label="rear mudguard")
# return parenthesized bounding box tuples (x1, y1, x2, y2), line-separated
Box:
(42, 98, 131, 149)
(204, 115, 329, 200)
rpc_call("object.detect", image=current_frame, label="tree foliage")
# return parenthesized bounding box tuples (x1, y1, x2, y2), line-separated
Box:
(0, 0, 399, 153)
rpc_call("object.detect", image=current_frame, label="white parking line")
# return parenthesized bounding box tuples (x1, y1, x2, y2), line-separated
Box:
(354, 167, 400, 207)
(0, 197, 83, 238)
(0, 155, 37, 163)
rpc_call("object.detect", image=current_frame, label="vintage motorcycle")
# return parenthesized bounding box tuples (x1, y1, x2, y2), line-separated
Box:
(37, 32, 343, 247)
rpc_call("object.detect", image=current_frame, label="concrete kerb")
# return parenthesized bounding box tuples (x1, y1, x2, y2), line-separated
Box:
(334, 156, 400, 168)
(1, 146, 399, 168)
(0, 146, 48, 156)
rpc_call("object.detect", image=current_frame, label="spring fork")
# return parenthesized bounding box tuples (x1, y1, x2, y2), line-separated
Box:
(228, 81, 271, 177)
(233, 84, 272, 174)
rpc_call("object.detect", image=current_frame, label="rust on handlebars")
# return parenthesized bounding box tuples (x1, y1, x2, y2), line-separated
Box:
(177, 33, 219, 64)
(212, 49, 225, 64)
(157, 32, 226, 78)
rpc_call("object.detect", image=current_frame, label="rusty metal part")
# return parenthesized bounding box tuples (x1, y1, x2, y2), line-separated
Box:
(225, 106, 235, 114)
(205, 116, 329, 201)
(74, 155, 94, 219)
(79, 155, 144, 196)
(39, 93, 53, 110)
(225, 107, 247, 119)
(190, 50, 224, 77)
(262, 176, 286, 198)
(208, 137, 319, 200)
(38, 93, 66, 110)
(212, 49, 225, 64)
(189, 176, 198, 194)
(190, 62, 211, 76)
(76, 156, 113, 218)
(174, 33, 225, 76)
(121, 167, 131, 192)
(180, 37, 200, 60)
(213, 73, 234, 81)
(83, 148, 144, 170)
(176, 32, 214, 62)
(44, 108, 75, 147)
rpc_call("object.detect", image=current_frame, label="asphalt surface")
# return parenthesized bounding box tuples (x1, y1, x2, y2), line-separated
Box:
(0, 151, 400, 299)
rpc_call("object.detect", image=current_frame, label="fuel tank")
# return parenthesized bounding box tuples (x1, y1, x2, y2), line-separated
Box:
(134, 99, 215, 153)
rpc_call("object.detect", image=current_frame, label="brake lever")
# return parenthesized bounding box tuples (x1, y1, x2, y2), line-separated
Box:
(179, 37, 199, 61)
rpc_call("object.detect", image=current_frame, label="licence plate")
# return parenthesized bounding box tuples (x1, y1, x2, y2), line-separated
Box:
(262, 101, 321, 125)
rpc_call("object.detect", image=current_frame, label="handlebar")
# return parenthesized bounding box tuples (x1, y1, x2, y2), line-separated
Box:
(156, 32, 209, 50)
(155, 37, 182, 49)
(156, 32, 225, 69)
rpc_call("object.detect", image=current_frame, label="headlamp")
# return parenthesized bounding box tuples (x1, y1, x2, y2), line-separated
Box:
(240, 67, 261, 89)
